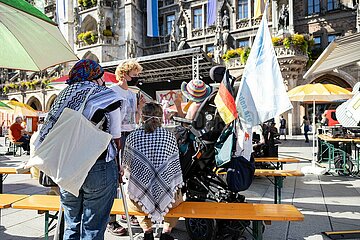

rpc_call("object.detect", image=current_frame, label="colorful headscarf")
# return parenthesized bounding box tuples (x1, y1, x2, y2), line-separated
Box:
(67, 59, 104, 85)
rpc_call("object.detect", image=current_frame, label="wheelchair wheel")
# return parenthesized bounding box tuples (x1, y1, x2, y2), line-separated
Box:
(185, 218, 217, 240)
(335, 157, 354, 176)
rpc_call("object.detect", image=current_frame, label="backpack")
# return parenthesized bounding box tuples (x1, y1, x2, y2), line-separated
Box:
(224, 155, 255, 192)
(215, 120, 255, 192)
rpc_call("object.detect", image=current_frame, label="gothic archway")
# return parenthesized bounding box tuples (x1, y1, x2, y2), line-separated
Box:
(308, 74, 352, 89)
(26, 96, 42, 111)
(81, 15, 97, 33)
(46, 94, 57, 111)
(82, 51, 100, 62)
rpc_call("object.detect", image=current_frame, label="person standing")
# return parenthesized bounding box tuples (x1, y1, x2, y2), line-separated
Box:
(34, 59, 123, 239)
(301, 116, 310, 143)
(9, 116, 30, 153)
(107, 59, 144, 235)
(279, 115, 287, 140)
(123, 102, 184, 240)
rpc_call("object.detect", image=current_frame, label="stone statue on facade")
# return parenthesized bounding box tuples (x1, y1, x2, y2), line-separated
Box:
(127, 39, 137, 58)
(179, 19, 186, 39)
(278, 4, 289, 30)
(222, 10, 230, 30)
(222, 30, 229, 54)
(97, 6, 105, 43)
(112, 0, 120, 38)
(213, 45, 222, 64)
(74, 7, 80, 35)
(169, 21, 177, 52)
(177, 19, 187, 50)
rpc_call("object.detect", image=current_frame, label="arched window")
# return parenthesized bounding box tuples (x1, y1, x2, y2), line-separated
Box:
(81, 15, 97, 33)
(27, 96, 42, 111)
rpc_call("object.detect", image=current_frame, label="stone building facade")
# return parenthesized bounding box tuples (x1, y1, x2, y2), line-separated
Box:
(0, 0, 359, 133)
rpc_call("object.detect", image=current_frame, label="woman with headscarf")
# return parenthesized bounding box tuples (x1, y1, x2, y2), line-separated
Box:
(122, 102, 184, 240)
(34, 59, 123, 239)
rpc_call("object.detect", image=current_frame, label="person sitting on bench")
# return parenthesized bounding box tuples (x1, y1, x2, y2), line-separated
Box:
(9, 116, 30, 154)
(122, 103, 184, 240)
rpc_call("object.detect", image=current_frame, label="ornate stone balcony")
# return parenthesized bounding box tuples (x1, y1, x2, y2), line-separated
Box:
(225, 58, 245, 69)
(274, 45, 308, 58)
(236, 19, 250, 29)
(205, 26, 216, 35)
(251, 18, 262, 26)
(192, 29, 203, 38)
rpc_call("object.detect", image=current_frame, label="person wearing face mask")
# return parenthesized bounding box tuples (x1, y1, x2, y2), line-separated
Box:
(108, 60, 145, 235)
(34, 59, 123, 239)
(122, 102, 183, 240)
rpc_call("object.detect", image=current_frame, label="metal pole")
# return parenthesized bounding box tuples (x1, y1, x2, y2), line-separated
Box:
(312, 100, 316, 167)
(119, 183, 134, 240)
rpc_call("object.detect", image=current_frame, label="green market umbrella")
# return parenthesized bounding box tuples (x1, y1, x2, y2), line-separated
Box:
(0, 0, 78, 71)
(0, 100, 12, 110)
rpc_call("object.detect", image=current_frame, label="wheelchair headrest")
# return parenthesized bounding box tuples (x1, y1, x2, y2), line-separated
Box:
(209, 66, 226, 83)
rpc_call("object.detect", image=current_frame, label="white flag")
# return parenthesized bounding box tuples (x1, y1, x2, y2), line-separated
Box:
(235, 12, 293, 128)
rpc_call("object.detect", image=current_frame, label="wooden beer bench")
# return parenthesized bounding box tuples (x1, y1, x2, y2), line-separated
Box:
(254, 169, 304, 204)
(255, 157, 300, 170)
(0, 194, 29, 225)
(216, 169, 304, 204)
(0, 167, 31, 194)
(9, 194, 304, 240)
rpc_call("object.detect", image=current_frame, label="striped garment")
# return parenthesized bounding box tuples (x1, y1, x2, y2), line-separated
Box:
(122, 127, 184, 222)
(35, 81, 122, 162)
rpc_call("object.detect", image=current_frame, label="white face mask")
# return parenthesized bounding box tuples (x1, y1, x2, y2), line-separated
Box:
(141, 114, 162, 124)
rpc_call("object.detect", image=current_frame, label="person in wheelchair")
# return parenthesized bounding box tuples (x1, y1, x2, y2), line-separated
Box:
(172, 67, 254, 239)
(174, 79, 212, 120)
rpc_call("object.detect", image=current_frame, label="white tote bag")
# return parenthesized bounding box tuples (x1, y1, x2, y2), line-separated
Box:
(26, 88, 112, 197)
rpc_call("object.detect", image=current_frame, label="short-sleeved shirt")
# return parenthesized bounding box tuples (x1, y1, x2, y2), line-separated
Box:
(111, 85, 137, 132)
(9, 122, 23, 141)
(280, 119, 286, 129)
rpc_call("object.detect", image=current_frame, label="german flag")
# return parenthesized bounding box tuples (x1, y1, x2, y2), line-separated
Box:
(214, 70, 238, 124)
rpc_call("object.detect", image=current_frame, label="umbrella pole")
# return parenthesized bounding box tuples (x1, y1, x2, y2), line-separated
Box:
(312, 100, 316, 168)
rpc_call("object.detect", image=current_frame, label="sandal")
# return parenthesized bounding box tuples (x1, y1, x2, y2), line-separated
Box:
(120, 215, 140, 226)
(107, 221, 127, 236)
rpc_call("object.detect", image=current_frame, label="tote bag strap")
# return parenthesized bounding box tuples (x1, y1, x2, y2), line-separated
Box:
(78, 87, 96, 113)
(78, 87, 106, 129)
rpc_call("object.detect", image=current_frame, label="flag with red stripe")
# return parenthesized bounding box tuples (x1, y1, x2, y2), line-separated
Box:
(215, 70, 238, 124)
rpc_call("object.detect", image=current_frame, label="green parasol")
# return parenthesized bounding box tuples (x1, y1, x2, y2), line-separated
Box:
(0, 0, 78, 71)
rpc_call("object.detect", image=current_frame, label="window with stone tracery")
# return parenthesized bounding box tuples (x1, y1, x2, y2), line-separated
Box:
(237, 0, 248, 19)
(193, 7, 203, 29)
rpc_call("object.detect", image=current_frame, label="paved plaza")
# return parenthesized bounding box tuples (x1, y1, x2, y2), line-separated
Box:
(0, 135, 360, 240)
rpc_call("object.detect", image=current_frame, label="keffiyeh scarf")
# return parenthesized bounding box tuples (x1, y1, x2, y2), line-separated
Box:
(35, 81, 122, 161)
(122, 128, 184, 222)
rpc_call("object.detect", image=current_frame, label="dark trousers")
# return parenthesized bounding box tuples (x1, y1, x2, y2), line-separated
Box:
(17, 136, 30, 151)
(304, 131, 309, 142)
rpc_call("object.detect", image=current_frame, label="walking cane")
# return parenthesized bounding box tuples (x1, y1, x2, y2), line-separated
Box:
(119, 181, 134, 240)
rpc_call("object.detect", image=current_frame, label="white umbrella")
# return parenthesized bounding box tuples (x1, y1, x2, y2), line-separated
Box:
(0, 0, 78, 71)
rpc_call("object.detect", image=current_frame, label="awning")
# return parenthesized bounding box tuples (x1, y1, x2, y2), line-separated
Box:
(101, 47, 215, 83)
(304, 33, 360, 79)
(51, 72, 117, 84)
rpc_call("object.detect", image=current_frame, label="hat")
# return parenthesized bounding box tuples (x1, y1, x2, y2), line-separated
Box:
(181, 79, 212, 102)
(67, 59, 104, 85)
